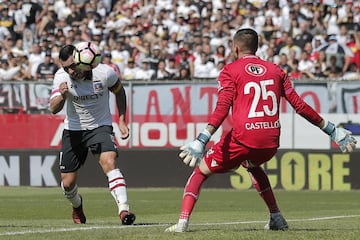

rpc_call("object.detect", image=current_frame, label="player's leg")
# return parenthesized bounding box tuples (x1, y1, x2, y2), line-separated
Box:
(60, 130, 87, 224)
(61, 172, 86, 224)
(165, 163, 211, 233)
(165, 133, 231, 233)
(243, 152, 288, 231)
(97, 150, 135, 225)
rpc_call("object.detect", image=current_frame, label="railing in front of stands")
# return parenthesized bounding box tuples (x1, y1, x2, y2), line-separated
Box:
(1, 78, 360, 114)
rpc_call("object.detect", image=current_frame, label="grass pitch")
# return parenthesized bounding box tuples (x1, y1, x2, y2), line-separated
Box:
(0, 187, 359, 240)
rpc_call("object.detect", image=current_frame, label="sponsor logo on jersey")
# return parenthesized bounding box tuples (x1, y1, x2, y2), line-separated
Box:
(245, 63, 266, 77)
(73, 93, 103, 101)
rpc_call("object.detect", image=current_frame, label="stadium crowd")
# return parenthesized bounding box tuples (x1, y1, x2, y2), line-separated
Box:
(0, 0, 360, 82)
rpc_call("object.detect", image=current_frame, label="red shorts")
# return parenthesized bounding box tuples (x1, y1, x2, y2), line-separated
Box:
(204, 130, 277, 173)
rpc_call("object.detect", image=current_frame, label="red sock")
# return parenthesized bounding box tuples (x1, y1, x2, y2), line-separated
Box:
(248, 167, 279, 213)
(179, 167, 208, 220)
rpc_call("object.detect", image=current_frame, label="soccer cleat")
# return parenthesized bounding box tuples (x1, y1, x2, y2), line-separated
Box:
(72, 195, 86, 224)
(164, 219, 189, 233)
(264, 213, 288, 231)
(120, 210, 136, 225)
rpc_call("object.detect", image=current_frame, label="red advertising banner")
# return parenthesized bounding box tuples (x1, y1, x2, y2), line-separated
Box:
(1, 82, 360, 149)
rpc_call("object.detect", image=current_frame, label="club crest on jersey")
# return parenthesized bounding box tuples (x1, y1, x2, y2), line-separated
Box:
(245, 63, 266, 76)
(93, 81, 104, 92)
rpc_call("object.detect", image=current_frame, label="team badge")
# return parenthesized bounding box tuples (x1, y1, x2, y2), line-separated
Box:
(245, 63, 266, 77)
(93, 81, 104, 92)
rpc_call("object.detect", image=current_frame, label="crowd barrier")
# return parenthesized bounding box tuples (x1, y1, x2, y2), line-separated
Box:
(1, 80, 360, 188)
(1, 79, 359, 149)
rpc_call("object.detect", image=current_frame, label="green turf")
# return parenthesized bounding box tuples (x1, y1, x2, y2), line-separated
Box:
(0, 187, 359, 240)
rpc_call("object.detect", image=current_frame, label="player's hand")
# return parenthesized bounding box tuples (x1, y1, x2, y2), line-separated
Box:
(322, 121, 357, 153)
(118, 120, 129, 140)
(59, 82, 68, 96)
(179, 129, 212, 167)
(331, 128, 357, 153)
(179, 139, 205, 167)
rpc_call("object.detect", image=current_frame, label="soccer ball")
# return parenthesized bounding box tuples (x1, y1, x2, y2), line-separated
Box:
(73, 41, 102, 71)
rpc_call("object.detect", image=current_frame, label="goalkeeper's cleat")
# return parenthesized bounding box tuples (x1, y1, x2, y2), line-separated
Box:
(164, 219, 189, 233)
(120, 210, 136, 225)
(264, 212, 288, 231)
(72, 195, 86, 224)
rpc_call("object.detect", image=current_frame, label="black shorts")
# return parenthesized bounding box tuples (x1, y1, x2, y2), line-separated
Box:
(59, 125, 118, 173)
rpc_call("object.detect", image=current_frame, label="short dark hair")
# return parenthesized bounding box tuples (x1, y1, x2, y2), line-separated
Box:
(233, 28, 258, 54)
(59, 44, 75, 61)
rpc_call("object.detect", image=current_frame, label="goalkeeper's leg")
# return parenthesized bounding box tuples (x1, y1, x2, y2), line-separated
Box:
(165, 167, 209, 232)
(247, 166, 288, 230)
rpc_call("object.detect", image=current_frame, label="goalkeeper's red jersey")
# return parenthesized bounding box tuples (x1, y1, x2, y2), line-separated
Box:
(208, 55, 322, 148)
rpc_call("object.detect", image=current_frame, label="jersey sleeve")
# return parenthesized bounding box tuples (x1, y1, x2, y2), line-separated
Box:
(105, 65, 122, 93)
(282, 73, 322, 126)
(208, 65, 234, 129)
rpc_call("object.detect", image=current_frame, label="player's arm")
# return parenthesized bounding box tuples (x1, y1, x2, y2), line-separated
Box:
(49, 81, 68, 114)
(283, 75, 356, 153)
(179, 67, 234, 167)
(109, 79, 129, 139)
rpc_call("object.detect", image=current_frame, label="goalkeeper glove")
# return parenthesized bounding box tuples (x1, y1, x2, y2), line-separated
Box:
(179, 129, 211, 167)
(322, 121, 357, 153)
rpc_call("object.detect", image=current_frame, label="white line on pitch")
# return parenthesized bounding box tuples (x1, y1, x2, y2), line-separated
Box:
(0, 214, 359, 236)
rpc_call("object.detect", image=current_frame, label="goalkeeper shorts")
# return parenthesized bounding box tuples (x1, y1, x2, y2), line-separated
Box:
(203, 130, 277, 173)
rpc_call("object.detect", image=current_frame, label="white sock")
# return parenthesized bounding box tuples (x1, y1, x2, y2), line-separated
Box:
(107, 168, 129, 214)
(61, 182, 81, 208)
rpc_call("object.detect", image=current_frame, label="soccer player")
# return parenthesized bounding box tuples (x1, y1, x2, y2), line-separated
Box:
(49, 44, 136, 225)
(165, 28, 357, 233)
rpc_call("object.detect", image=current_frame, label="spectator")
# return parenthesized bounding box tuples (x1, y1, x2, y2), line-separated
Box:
(208, 59, 226, 79)
(102, 52, 121, 79)
(28, 42, 45, 79)
(262, 16, 277, 42)
(289, 59, 303, 80)
(309, 8, 326, 36)
(165, 57, 178, 79)
(122, 58, 139, 81)
(305, 62, 328, 80)
(279, 35, 302, 59)
(293, 22, 313, 49)
(177, 67, 191, 80)
(111, 40, 130, 76)
(35, 50, 58, 81)
(323, 4, 341, 36)
(298, 51, 314, 73)
(212, 45, 227, 66)
(134, 58, 155, 80)
(155, 59, 172, 80)
(175, 48, 195, 79)
(316, 50, 328, 72)
(0, 57, 21, 81)
(193, 52, 213, 79)
(342, 63, 360, 80)
(148, 45, 162, 73)
(324, 55, 343, 78)
(278, 53, 292, 74)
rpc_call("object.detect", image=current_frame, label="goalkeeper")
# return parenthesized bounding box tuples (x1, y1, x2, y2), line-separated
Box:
(165, 28, 357, 233)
